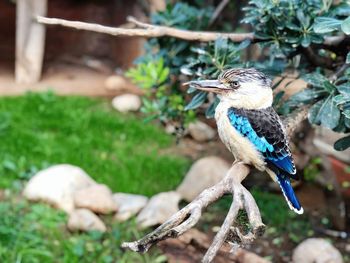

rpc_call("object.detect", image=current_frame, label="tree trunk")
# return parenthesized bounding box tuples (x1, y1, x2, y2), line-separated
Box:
(16, 0, 47, 83)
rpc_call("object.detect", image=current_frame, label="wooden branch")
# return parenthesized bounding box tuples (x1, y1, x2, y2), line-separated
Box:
(302, 47, 334, 69)
(122, 111, 306, 262)
(209, 0, 230, 26)
(35, 15, 255, 42)
(122, 163, 265, 263)
(16, 0, 47, 84)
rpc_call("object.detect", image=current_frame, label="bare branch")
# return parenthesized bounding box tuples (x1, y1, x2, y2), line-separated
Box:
(302, 47, 334, 69)
(284, 106, 309, 138)
(35, 15, 255, 42)
(122, 111, 305, 262)
(209, 0, 230, 26)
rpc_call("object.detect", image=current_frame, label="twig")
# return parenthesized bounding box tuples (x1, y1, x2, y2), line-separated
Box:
(302, 47, 334, 69)
(284, 106, 309, 138)
(209, 0, 230, 26)
(329, 63, 350, 82)
(35, 15, 255, 42)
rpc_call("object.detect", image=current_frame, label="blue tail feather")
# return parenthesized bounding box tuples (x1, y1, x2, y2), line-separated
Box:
(276, 172, 303, 214)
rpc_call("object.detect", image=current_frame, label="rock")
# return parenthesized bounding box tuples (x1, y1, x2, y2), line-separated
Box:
(137, 191, 181, 228)
(111, 94, 141, 112)
(314, 127, 350, 163)
(188, 121, 216, 142)
(105, 75, 135, 91)
(74, 184, 117, 214)
(23, 164, 96, 213)
(292, 238, 343, 263)
(177, 156, 230, 202)
(113, 193, 148, 221)
(67, 209, 106, 232)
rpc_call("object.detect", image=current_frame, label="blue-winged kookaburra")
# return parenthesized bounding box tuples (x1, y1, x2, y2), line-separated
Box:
(187, 68, 303, 214)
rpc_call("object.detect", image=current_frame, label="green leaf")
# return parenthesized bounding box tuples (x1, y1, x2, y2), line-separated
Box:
(313, 17, 342, 33)
(334, 135, 350, 151)
(323, 81, 336, 93)
(185, 91, 207, 110)
(336, 83, 350, 95)
(341, 17, 350, 35)
(320, 96, 341, 129)
(343, 109, 350, 120)
(346, 52, 350, 64)
(308, 100, 324, 125)
(236, 39, 251, 51)
(302, 73, 328, 87)
(301, 35, 311, 47)
(289, 88, 326, 104)
(333, 94, 350, 106)
(205, 97, 220, 118)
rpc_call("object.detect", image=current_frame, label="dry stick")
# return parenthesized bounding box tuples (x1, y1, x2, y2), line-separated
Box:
(35, 15, 255, 42)
(209, 0, 230, 26)
(36, 15, 342, 46)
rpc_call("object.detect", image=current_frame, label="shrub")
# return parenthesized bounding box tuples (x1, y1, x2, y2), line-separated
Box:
(127, 0, 350, 150)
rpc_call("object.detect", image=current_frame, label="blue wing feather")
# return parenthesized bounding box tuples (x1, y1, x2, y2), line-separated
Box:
(227, 108, 295, 175)
(227, 107, 302, 213)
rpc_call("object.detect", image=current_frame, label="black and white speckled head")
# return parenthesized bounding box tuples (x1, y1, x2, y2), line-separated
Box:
(219, 68, 272, 89)
(185, 68, 274, 109)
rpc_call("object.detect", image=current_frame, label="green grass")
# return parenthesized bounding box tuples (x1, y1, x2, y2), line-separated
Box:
(0, 92, 190, 196)
(0, 197, 167, 263)
(0, 92, 191, 262)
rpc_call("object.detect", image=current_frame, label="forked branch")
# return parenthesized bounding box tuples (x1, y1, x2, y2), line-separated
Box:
(35, 15, 255, 43)
(122, 163, 265, 263)
(122, 112, 306, 263)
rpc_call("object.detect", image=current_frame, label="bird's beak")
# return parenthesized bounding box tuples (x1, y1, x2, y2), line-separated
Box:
(183, 80, 229, 93)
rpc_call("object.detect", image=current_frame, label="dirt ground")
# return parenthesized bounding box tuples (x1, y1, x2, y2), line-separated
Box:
(0, 62, 124, 97)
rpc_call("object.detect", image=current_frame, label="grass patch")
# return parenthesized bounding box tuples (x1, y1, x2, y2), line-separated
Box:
(0, 92, 191, 262)
(0, 196, 166, 263)
(0, 92, 190, 196)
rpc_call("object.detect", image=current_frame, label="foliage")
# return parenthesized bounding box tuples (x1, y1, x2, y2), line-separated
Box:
(127, 0, 350, 149)
(0, 195, 166, 263)
(126, 58, 194, 123)
(0, 92, 190, 195)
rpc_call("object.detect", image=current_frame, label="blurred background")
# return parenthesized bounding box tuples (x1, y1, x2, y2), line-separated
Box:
(0, 0, 350, 262)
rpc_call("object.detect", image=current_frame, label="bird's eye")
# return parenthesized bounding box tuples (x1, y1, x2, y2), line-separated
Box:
(231, 81, 239, 88)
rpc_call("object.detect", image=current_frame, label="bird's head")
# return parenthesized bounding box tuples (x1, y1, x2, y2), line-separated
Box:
(186, 68, 273, 109)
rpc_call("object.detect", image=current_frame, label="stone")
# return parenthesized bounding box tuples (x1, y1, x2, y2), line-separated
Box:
(74, 184, 117, 214)
(292, 238, 343, 263)
(136, 191, 181, 228)
(23, 164, 96, 213)
(177, 156, 230, 202)
(111, 94, 141, 112)
(113, 193, 148, 221)
(105, 75, 133, 91)
(188, 121, 216, 142)
(67, 209, 106, 232)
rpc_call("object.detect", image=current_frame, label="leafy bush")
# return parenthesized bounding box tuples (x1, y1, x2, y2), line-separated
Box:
(127, 0, 350, 149)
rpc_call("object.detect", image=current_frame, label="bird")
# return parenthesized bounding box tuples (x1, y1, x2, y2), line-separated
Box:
(186, 68, 303, 214)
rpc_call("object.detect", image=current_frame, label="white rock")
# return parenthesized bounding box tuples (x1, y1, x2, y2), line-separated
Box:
(23, 164, 96, 213)
(292, 238, 343, 263)
(188, 121, 216, 142)
(67, 209, 106, 232)
(177, 156, 230, 202)
(111, 94, 141, 112)
(136, 191, 181, 228)
(74, 184, 117, 214)
(113, 193, 148, 221)
(105, 75, 130, 91)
